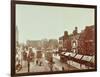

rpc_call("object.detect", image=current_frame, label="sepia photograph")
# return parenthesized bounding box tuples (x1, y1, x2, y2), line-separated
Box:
(11, 0, 97, 76)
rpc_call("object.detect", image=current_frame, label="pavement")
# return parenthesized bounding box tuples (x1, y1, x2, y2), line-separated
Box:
(16, 55, 78, 74)
(53, 56, 78, 71)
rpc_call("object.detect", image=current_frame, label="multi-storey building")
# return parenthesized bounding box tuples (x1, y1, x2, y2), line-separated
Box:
(59, 25, 95, 55)
(78, 25, 95, 55)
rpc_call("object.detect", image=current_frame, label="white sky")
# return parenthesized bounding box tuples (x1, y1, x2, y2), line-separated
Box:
(16, 4, 94, 43)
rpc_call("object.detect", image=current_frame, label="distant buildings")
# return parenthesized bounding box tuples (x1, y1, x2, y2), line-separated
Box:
(16, 26, 19, 47)
(48, 39, 59, 49)
(16, 26, 19, 42)
(26, 40, 42, 49)
(59, 25, 95, 56)
(26, 39, 58, 50)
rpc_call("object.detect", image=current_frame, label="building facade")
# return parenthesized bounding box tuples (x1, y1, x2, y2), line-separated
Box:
(78, 25, 95, 55)
(59, 25, 95, 55)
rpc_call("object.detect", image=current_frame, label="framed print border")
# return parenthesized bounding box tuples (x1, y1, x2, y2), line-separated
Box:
(11, 0, 97, 77)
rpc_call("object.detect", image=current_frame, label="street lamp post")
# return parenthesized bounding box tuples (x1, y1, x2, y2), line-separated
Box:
(27, 60, 30, 72)
(27, 48, 33, 73)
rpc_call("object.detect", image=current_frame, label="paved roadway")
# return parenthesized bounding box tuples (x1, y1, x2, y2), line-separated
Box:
(16, 55, 78, 73)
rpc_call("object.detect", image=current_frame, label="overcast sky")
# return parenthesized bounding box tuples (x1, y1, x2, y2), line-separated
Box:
(16, 4, 94, 43)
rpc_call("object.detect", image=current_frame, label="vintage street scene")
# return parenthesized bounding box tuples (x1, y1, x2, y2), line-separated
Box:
(15, 4, 96, 73)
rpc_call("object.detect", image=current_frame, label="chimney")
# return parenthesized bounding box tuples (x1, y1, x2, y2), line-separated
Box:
(73, 27, 78, 35)
(64, 31, 68, 37)
(75, 27, 77, 32)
